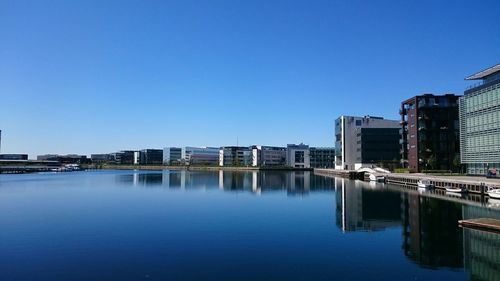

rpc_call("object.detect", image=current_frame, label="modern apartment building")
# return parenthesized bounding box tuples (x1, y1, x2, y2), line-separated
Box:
(286, 143, 310, 168)
(251, 145, 286, 167)
(310, 147, 335, 168)
(335, 115, 400, 170)
(163, 147, 182, 165)
(459, 63, 500, 175)
(400, 94, 460, 172)
(139, 149, 163, 165)
(181, 147, 219, 165)
(219, 146, 252, 166)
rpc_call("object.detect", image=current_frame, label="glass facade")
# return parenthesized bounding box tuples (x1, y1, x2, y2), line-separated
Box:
(459, 72, 500, 175)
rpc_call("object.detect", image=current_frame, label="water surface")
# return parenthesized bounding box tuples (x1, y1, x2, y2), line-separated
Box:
(0, 170, 499, 281)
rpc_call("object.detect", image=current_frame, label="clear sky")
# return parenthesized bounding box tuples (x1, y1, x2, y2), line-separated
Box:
(1, 0, 499, 158)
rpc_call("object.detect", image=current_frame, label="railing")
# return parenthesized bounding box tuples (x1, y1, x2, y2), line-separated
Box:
(466, 81, 483, 90)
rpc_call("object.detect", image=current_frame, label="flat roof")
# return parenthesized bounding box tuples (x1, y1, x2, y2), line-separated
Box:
(465, 63, 500, 80)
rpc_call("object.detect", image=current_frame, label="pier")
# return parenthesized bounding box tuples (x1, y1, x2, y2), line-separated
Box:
(384, 173, 500, 194)
(314, 168, 500, 195)
(459, 218, 500, 233)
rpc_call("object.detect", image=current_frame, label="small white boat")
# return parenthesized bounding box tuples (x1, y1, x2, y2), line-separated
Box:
(417, 179, 433, 189)
(369, 174, 385, 182)
(445, 186, 468, 193)
(487, 189, 500, 199)
(487, 198, 500, 208)
(445, 191, 464, 198)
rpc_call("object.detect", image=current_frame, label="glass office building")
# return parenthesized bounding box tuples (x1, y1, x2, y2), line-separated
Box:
(459, 63, 500, 175)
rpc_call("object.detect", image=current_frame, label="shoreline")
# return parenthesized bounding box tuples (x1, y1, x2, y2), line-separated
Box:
(94, 165, 313, 172)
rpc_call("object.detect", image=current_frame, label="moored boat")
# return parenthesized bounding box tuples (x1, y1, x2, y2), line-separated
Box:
(487, 188, 500, 199)
(369, 174, 385, 182)
(444, 186, 468, 193)
(417, 179, 433, 189)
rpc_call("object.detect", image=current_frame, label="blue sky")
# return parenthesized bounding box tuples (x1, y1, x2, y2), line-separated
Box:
(1, 0, 499, 157)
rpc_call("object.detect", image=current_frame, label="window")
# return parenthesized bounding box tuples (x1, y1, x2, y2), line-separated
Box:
(294, 151, 305, 163)
(356, 120, 362, 126)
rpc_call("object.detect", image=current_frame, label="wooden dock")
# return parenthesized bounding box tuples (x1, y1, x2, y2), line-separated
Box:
(458, 218, 500, 233)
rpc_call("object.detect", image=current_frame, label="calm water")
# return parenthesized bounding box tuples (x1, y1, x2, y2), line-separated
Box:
(0, 170, 499, 281)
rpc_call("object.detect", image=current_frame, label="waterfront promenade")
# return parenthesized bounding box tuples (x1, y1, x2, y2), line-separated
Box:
(314, 168, 500, 193)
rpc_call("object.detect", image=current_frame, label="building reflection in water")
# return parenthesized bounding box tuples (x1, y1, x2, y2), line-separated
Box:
(335, 178, 401, 232)
(462, 205, 500, 281)
(218, 170, 335, 195)
(115, 170, 335, 195)
(116, 172, 163, 186)
(336, 177, 500, 279)
(401, 192, 463, 269)
(115, 170, 500, 280)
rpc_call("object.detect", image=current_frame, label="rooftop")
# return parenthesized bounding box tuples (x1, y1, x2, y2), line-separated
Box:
(465, 63, 500, 80)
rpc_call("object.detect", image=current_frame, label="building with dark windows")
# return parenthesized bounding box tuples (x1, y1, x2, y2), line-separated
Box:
(139, 149, 163, 165)
(335, 115, 400, 170)
(309, 147, 335, 168)
(400, 94, 460, 172)
(0, 154, 28, 160)
(37, 154, 91, 164)
(219, 146, 252, 166)
(251, 146, 286, 167)
(286, 144, 310, 168)
(163, 147, 182, 165)
(181, 147, 219, 165)
(459, 63, 500, 175)
(91, 154, 115, 164)
(111, 150, 139, 165)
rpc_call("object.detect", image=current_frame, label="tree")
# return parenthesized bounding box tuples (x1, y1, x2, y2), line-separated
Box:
(427, 154, 437, 170)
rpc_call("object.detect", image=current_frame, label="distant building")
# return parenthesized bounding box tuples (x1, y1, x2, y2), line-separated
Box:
(111, 150, 139, 165)
(90, 154, 115, 164)
(310, 147, 335, 168)
(219, 146, 252, 166)
(286, 143, 310, 168)
(181, 147, 219, 165)
(163, 147, 182, 165)
(335, 115, 400, 170)
(37, 154, 90, 164)
(0, 154, 28, 160)
(251, 145, 286, 167)
(459, 63, 500, 175)
(400, 94, 460, 172)
(139, 149, 163, 165)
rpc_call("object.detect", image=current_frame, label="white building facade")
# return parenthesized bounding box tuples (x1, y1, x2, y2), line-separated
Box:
(286, 144, 310, 168)
(335, 115, 400, 170)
